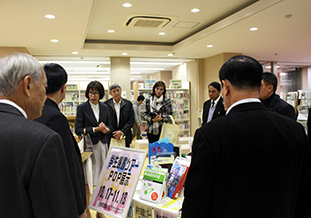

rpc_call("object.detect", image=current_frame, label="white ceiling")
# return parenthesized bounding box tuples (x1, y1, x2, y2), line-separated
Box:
(1, 0, 311, 81)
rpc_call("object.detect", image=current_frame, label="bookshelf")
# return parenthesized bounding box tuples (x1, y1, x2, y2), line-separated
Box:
(60, 82, 109, 116)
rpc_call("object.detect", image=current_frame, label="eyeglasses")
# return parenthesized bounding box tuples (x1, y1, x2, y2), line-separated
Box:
(89, 92, 99, 96)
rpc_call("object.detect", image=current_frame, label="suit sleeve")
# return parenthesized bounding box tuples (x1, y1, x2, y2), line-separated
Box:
(182, 129, 215, 218)
(45, 113, 86, 215)
(295, 127, 311, 217)
(120, 102, 135, 135)
(202, 101, 207, 126)
(75, 104, 84, 136)
(281, 104, 296, 120)
(29, 133, 78, 217)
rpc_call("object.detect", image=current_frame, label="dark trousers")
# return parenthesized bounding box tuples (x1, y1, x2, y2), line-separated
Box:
(147, 133, 160, 143)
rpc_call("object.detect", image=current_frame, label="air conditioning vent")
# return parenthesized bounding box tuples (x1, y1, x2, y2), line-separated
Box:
(126, 16, 171, 28)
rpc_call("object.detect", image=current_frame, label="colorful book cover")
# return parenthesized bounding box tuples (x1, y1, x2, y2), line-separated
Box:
(140, 168, 168, 204)
(148, 138, 174, 164)
(167, 157, 190, 199)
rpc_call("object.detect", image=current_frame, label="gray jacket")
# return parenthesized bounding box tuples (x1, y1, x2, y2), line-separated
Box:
(133, 100, 141, 125)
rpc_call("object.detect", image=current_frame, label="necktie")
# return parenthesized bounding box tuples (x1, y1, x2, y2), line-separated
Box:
(211, 101, 214, 107)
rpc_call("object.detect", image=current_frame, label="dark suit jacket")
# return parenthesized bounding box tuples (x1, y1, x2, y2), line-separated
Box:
(202, 96, 225, 126)
(75, 100, 112, 144)
(34, 98, 86, 215)
(0, 103, 78, 217)
(182, 102, 311, 218)
(104, 98, 135, 147)
(264, 94, 296, 120)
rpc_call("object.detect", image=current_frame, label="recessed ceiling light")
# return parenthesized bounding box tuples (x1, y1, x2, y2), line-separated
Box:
(167, 53, 174, 56)
(51, 39, 58, 42)
(123, 3, 132, 7)
(108, 30, 115, 33)
(250, 27, 258, 31)
(72, 51, 78, 54)
(206, 45, 213, 48)
(191, 8, 200, 13)
(159, 32, 165, 36)
(45, 14, 55, 19)
(122, 53, 128, 55)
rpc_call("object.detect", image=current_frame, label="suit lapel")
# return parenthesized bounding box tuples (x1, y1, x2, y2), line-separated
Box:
(107, 99, 118, 125)
(85, 101, 98, 124)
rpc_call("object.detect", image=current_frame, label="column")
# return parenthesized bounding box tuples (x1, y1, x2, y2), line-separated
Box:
(110, 57, 131, 100)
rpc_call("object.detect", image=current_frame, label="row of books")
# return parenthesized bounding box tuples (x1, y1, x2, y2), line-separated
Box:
(172, 102, 189, 110)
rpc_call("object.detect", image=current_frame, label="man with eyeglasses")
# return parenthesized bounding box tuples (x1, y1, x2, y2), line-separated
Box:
(202, 81, 225, 126)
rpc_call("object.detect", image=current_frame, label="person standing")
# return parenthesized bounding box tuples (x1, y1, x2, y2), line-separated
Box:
(132, 95, 145, 140)
(142, 81, 173, 143)
(259, 72, 296, 120)
(0, 53, 79, 217)
(75, 81, 111, 218)
(104, 83, 135, 148)
(34, 63, 87, 218)
(202, 81, 225, 126)
(182, 55, 311, 218)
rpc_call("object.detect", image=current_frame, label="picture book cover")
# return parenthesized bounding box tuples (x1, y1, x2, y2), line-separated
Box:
(167, 157, 190, 199)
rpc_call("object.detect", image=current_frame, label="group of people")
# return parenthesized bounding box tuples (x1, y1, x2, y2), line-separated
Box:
(0, 52, 310, 218)
(0, 52, 173, 218)
(202, 72, 296, 125)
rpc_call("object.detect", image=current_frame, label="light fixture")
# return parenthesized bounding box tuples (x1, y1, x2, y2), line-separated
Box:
(191, 8, 200, 13)
(249, 27, 258, 31)
(206, 45, 213, 48)
(108, 30, 115, 33)
(45, 14, 55, 19)
(72, 51, 78, 54)
(122, 53, 128, 55)
(51, 39, 58, 42)
(123, 3, 132, 7)
(167, 53, 174, 56)
(159, 32, 165, 36)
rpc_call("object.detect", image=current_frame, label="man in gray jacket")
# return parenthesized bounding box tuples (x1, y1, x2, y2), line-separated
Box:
(132, 95, 145, 140)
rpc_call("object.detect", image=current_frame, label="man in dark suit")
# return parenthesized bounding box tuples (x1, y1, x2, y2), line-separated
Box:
(202, 81, 225, 126)
(0, 53, 79, 217)
(259, 72, 296, 120)
(182, 55, 311, 218)
(34, 63, 87, 218)
(104, 83, 135, 147)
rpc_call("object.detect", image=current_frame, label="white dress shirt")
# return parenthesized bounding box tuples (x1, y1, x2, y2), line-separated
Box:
(0, 99, 27, 118)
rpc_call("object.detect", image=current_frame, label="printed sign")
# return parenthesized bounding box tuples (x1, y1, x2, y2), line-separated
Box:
(89, 146, 147, 218)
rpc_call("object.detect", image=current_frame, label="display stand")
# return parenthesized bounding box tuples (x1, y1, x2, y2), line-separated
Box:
(286, 91, 299, 115)
(296, 90, 311, 132)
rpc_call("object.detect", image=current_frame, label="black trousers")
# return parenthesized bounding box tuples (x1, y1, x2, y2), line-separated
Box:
(147, 133, 160, 143)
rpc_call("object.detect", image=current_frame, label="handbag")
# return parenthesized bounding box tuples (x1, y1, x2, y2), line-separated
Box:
(78, 134, 94, 162)
(159, 115, 180, 145)
(110, 138, 126, 147)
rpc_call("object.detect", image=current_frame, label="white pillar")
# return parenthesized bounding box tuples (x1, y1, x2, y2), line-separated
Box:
(110, 57, 131, 100)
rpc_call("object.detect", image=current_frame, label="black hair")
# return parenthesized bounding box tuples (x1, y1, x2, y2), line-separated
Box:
(43, 63, 68, 94)
(219, 55, 263, 90)
(209, 81, 221, 91)
(85, 81, 105, 100)
(262, 72, 278, 92)
(137, 95, 145, 101)
(151, 81, 166, 97)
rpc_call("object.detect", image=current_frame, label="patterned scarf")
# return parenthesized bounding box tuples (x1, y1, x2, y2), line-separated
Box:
(150, 95, 163, 135)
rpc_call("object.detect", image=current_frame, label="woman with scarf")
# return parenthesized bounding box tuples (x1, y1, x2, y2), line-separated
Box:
(142, 81, 173, 143)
